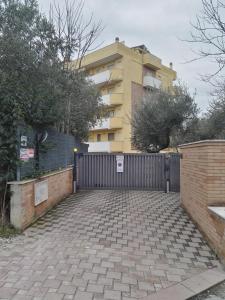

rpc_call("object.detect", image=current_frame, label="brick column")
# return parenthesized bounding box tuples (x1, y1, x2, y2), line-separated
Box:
(180, 140, 225, 261)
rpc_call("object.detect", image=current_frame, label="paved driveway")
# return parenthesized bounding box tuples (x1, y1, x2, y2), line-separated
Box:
(0, 190, 220, 300)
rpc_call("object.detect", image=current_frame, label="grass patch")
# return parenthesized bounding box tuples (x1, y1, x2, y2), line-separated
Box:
(0, 225, 21, 238)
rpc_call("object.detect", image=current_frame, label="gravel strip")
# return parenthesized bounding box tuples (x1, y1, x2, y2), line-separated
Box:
(191, 281, 225, 299)
(0, 234, 25, 249)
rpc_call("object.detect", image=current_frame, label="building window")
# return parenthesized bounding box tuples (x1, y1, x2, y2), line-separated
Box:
(105, 110, 115, 118)
(97, 134, 101, 142)
(108, 133, 115, 141)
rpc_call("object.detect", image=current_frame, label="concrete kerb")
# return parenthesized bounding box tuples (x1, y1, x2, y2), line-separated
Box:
(144, 267, 225, 300)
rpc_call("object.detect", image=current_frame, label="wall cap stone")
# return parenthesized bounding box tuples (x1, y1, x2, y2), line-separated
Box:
(208, 206, 225, 222)
(8, 166, 73, 186)
(179, 140, 225, 149)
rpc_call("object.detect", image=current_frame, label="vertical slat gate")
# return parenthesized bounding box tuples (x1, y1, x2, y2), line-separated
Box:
(77, 153, 180, 191)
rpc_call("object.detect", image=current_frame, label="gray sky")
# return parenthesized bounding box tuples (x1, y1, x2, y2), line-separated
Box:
(38, 0, 218, 112)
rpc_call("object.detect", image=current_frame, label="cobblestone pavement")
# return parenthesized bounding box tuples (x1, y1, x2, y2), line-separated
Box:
(0, 190, 220, 300)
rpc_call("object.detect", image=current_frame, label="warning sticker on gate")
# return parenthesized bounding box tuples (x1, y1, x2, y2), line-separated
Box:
(20, 148, 35, 161)
(116, 155, 124, 173)
(20, 148, 29, 161)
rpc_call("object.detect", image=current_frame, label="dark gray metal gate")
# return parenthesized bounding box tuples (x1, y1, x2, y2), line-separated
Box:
(77, 153, 180, 192)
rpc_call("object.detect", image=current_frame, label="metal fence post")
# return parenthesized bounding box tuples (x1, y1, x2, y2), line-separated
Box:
(73, 148, 78, 193)
(165, 154, 170, 193)
(16, 126, 21, 181)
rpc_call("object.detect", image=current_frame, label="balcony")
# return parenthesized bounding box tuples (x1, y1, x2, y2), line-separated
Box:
(101, 93, 123, 106)
(110, 117, 123, 129)
(91, 117, 123, 131)
(73, 42, 124, 70)
(143, 75, 162, 89)
(92, 118, 110, 130)
(88, 141, 110, 152)
(89, 69, 123, 87)
(143, 53, 161, 70)
(88, 141, 124, 153)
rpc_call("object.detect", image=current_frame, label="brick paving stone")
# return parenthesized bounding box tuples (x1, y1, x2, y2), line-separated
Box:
(74, 291, 93, 300)
(83, 272, 98, 281)
(58, 284, 76, 295)
(87, 283, 104, 293)
(43, 279, 61, 289)
(98, 277, 113, 286)
(93, 266, 107, 275)
(104, 289, 121, 300)
(114, 282, 130, 292)
(0, 287, 18, 298)
(44, 293, 64, 300)
(0, 190, 220, 300)
(138, 281, 155, 292)
(107, 272, 122, 280)
(131, 287, 148, 298)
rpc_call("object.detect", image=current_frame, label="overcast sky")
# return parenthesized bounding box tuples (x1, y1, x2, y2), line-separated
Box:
(38, 0, 218, 112)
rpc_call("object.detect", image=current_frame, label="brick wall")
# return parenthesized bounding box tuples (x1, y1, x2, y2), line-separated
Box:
(180, 141, 225, 261)
(9, 167, 73, 230)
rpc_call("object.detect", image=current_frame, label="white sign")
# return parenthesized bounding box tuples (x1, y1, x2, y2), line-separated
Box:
(116, 155, 124, 173)
(35, 180, 48, 206)
(21, 136, 27, 147)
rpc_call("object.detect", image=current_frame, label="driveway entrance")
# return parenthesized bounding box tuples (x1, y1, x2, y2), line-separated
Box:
(0, 191, 220, 299)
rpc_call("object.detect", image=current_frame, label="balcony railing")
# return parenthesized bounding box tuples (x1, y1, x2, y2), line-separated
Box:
(91, 117, 123, 131)
(88, 141, 124, 152)
(89, 69, 123, 86)
(101, 93, 123, 106)
(143, 75, 161, 89)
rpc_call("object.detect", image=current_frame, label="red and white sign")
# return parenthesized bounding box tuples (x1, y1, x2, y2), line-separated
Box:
(28, 148, 35, 158)
(20, 148, 35, 161)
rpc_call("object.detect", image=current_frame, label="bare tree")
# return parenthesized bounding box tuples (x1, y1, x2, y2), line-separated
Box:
(49, 0, 103, 134)
(50, 0, 103, 69)
(188, 0, 225, 82)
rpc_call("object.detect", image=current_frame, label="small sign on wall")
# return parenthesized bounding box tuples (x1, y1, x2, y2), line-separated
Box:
(35, 180, 48, 206)
(20, 135, 27, 147)
(116, 155, 124, 173)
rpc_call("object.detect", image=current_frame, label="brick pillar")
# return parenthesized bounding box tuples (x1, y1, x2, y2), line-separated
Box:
(180, 140, 225, 261)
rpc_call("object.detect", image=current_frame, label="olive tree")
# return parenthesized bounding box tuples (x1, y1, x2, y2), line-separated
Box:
(132, 86, 198, 153)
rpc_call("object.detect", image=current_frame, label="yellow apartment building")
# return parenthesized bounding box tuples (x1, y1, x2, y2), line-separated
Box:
(72, 38, 177, 153)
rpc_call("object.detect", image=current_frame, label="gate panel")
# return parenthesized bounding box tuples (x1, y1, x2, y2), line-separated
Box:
(169, 154, 180, 192)
(78, 153, 168, 191)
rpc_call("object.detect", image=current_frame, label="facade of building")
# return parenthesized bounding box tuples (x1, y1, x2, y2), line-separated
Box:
(72, 39, 176, 153)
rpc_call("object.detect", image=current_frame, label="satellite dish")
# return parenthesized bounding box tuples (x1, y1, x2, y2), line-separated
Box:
(38, 131, 48, 144)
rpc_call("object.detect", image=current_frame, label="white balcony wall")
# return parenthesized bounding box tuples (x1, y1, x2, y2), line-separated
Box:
(143, 75, 161, 89)
(92, 118, 110, 130)
(101, 94, 110, 105)
(89, 70, 110, 85)
(88, 142, 110, 152)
